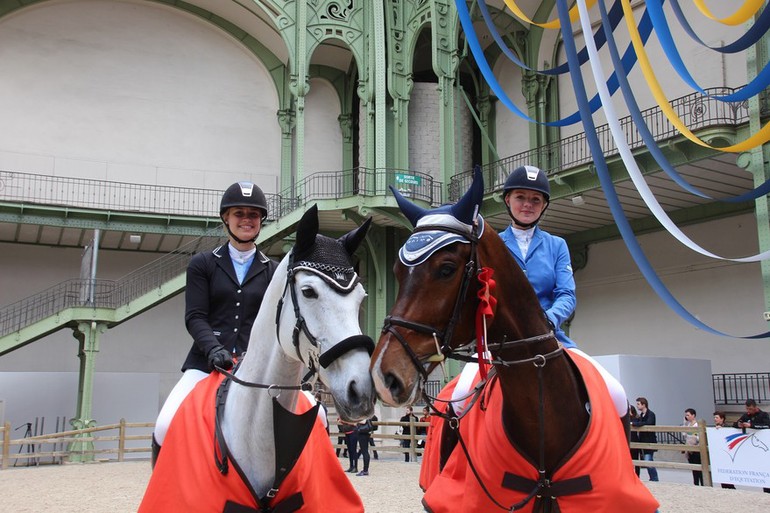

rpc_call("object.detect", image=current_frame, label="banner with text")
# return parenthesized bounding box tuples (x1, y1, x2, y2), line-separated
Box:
(707, 427, 770, 488)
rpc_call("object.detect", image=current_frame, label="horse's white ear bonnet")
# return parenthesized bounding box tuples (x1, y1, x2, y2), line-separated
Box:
(398, 214, 485, 267)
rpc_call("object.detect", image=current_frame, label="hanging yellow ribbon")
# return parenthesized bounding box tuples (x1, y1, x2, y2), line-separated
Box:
(621, 0, 770, 152)
(692, 0, 765, 26)
(503, 0, 596, 29)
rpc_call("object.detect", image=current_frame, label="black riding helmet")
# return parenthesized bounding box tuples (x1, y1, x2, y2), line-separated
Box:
(220, 181, 268, 243)
(502, 165, 550, 228)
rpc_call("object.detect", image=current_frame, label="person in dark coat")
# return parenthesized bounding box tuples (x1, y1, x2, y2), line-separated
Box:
(151, 182, 278, 466)
(629, 404, 641, 477)
(630, 397, 658, 482)
(733, 399, 770, 429)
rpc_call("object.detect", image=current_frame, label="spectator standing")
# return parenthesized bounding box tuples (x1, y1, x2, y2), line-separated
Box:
(631, 397, 658, 482)
(355, 417, 374, 476)
(682, 408, 702, 486)
(713, 411, 736, 489)
(369, 414, 379, 460)
(338, 418, 358, 473)
(400, 406, 418, 462)
(416, 406, 430, 451)
(733, 399, 770, 429)
(629, 404, 641, 477)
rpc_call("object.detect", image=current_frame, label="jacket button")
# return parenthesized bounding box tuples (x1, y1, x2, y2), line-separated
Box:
(237, 289, 242, 294)
(234, 328, 238, 333)
(235, 315, 239, 319)
(236, 302, 241, 307)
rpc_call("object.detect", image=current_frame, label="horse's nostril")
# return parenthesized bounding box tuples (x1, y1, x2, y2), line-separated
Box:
(384, 372, 403, 399)
(347, 380, 360, 402)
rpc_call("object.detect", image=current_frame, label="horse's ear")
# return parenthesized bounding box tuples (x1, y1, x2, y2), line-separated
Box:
(389, 185, 427, 227)
(450, 166, 484, 225)
(295, 204, 319, 258)
(339, 217, 372, 256)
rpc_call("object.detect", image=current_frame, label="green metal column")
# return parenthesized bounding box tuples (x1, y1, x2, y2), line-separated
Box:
(363, 224, 389, 340)
(744, 22, 770, 316)
(277, 108, 296, 193)
(291, 0, 309, 191)
(373, 0, 388, 176)
(68, 321, 107, 462)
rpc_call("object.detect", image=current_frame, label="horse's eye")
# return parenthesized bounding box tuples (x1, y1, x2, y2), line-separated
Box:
(438, 263, 456, 278)
(301, 286, 318, 299)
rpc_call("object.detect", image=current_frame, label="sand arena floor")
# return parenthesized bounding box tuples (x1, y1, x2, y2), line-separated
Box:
(2, 457, 770, 512)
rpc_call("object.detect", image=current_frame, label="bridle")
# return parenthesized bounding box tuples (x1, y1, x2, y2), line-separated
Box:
(381, 221, 561, 381)
(381, 223, 480, 381)
(216, 252, 375, 392)
(276, 252, 375, 378)
(213, 251, 376, 491)
(382, 219, 576, 511)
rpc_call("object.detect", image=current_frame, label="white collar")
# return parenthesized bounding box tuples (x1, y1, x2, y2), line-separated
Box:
(229, 244, 256, 265)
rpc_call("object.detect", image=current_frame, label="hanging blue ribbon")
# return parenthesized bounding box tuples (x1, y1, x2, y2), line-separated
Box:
(646, 0, 770, 102)
(668, 0, 770, 54)
(456, 0, 654, 126)
(477, 0, 626, 76)
(598, 0, 770, 202)
(556, 0, 770, 339)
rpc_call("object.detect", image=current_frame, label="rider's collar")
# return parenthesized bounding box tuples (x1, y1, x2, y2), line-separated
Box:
(399, 214, 484, 267)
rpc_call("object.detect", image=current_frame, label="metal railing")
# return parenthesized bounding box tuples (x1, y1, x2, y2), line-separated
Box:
(713, 373, 770, 405)
(280, 167, 440, 207)
(449, 86, 750, 200)
(0, 232, 223, 338)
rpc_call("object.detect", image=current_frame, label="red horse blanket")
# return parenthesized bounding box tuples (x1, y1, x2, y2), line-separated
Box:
(139, 372, 363, 513)
(421, 351, 659, 513)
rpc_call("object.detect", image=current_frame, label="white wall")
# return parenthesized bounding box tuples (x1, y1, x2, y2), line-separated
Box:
(0, 0, 282, 192)
(594, 355, 713, 426)
(572, 213, 770, 374)
(0, 242, 190, 414)
(408, 82, 473, 178)
(305, 78, 344, 175)
(554, 1, 747, 139)
(494, 54, 531, 158)
(0, 372, 158, 449)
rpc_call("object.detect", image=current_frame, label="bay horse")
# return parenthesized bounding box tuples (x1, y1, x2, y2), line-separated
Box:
(141, 205, 375, 513)
(370, 169, 658, 512)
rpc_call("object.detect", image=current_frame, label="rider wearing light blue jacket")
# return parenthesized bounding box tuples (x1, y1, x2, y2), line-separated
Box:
(498, 166, 627, 418)
(499, 224, 576, 348)
(498, 165, 576, 348)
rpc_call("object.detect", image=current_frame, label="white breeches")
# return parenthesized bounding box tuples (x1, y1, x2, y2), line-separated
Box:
(568, 348, 629, 418)
(153, 369, 208, 445)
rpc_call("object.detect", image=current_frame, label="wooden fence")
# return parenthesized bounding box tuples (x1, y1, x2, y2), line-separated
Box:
(0, 420, 153, 469)
(631, 422, 711, 486)
(2, 418, 712, 486)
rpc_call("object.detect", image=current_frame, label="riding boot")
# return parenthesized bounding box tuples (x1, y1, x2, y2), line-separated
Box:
(151, 434, 161, 469)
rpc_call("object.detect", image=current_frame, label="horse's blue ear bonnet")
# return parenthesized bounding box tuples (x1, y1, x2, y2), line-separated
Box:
(392, 168, 485, 267)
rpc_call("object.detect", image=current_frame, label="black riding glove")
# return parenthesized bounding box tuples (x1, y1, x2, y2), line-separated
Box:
(207, 345, 234, 371)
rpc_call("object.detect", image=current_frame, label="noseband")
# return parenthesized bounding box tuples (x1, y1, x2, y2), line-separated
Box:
(381, 223, 480, 381)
